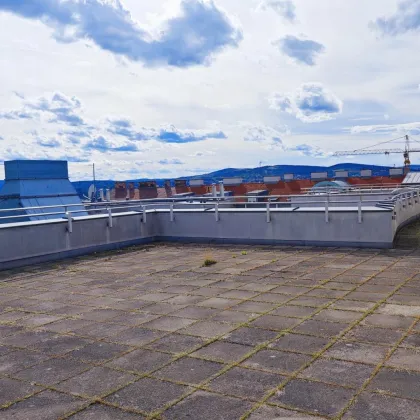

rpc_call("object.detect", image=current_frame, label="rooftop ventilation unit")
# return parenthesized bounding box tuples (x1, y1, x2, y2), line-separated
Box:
(0, 160, 87, 224)
(360, 169, 372, 178)
(264, 176, 281, 184)
(311, 172, 328, 180)
(389, 168, 404, 177)
(223, 177, 242, 186)
(189, 179, 204, 186)
(334, 170, 348, 179)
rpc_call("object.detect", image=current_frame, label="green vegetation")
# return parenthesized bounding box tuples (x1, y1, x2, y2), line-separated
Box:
(203, 258, 217, 267)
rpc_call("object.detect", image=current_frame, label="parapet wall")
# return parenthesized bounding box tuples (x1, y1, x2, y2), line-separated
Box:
(0, 206, 396, 270)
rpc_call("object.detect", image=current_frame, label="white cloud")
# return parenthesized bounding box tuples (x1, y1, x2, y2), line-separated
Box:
(258, 1, 296, 22)
(1, 0, 420, 178)
(270, 83, 343, 123)
(349, 122, 420, 135)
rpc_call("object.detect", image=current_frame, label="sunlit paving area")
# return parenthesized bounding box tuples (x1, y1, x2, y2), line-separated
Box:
(0, 244, 419, 419)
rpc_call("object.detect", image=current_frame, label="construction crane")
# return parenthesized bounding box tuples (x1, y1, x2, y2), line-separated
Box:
(334, 135, 420, 171)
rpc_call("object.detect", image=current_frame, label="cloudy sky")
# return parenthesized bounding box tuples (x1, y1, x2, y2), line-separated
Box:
(0, 0, 420, 180)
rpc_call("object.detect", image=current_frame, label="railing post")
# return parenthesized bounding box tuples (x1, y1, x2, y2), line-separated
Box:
(358, 201, 362, 223)
(66, 212, 73, 233)
(107, 208, 113, 228)
(266, 202, 271, 223)
(170, 203, 174, 222)
(325, 200, 329, 223)
(215, 202, 219, 222)
(142, 206, 147, 223)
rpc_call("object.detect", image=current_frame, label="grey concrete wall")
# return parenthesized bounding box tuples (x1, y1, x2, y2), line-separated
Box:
(155, 209, 393, 247)
(290, 193, 394, 207)
(0, 212, 155, 270)
(0, 206, 405, 270)
(393, 196, 420, 236)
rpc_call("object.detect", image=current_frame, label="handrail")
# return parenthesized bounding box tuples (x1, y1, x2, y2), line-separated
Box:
(1, 187, 420, 224)
(0, 198, 407, 223)
(0, 189, 411, 214)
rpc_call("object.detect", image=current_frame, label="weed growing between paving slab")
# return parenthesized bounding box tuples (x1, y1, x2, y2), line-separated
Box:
(203, 258, 217, 267)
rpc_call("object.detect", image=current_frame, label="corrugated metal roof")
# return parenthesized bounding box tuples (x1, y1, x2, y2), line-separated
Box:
(402, 172, 420, 185)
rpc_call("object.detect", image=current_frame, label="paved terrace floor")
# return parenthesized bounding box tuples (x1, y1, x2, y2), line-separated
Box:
(0, 244, 419, 420)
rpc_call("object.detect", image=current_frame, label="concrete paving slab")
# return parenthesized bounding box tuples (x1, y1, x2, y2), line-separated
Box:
(293, 319, 349, 338)
(14, 357, 90, 386)
(344, 392, 420, 420)
(224, 327, 278, 347)
(299, 358, 374, 388)
(56, 366, 137, 398)
(343, 325, 404, 346)
(69, 404, 144, 419)
(367, 367, 420, 399)
(1, 244, 420, 419)
(385, 348, 420, 371)
(324, 341, 390, 365)
(1, 390, 87, 420)
(105, 377, 188, 414)
(107, 348, 172, 374)
(155, 357, 224, 384)
(192, 341, 252, 363)
(269, 379, 355, 417)
(163, 390, 252, 420)
(208, 366, 285, 400)
(141, 316, 197, 332)
(242, 349, 311, 375)
(363, 314, 414, 329)
(0, 349, 50, 374)
(147, 333, 205, 354)
(110, 327, 166, 346)
(0, 377, 42, 407)
(68, 342, 131, 363)
(248, 404, 325, 419)
(269, 333, 330, 355)
(180, 321, 236, 338)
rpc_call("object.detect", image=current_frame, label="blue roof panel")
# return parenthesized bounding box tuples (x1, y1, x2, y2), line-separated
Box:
(5, 160, 68, 180)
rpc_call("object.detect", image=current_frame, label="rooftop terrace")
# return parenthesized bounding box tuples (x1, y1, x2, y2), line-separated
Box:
(0, 244, 419, 419)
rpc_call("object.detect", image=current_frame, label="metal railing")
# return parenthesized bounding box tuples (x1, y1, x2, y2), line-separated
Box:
(1, 188, 420, 231)
(300, 183, 404, 194)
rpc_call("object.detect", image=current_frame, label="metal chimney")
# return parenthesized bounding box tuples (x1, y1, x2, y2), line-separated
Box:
(219, 181, 225, 198)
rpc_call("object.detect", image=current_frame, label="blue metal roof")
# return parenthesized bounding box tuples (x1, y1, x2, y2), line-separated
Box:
(5, 160, 68, 180)
(0, 160, 87, 223)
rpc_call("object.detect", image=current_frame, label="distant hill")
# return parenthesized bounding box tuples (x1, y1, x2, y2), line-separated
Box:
(2, 163, 420, 199)
(70, 163, 420, 198)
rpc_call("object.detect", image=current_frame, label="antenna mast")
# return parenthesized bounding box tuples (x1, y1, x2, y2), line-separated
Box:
(92, 163, 97, 202)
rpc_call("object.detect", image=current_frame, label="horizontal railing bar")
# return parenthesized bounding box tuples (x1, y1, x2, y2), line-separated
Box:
(1, 186, 418, 214)
(1, 187, 419, 222)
